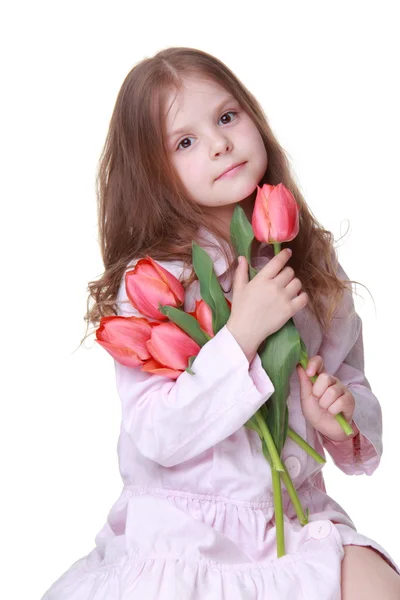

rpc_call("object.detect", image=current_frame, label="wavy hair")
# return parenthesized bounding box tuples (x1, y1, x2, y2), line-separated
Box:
(80, 46, 369, 347)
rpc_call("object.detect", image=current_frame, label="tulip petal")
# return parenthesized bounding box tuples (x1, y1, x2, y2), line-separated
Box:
(195, 299, 215, 338)
(145, 256, 185, 304)
(252, 185, 272, 242)
(141, 358, 182, 380)
(252, 183, 299, 244)
(268, 183, 299, 242)
(96, 339, 144, 368)
(125, 256, 185, 320)
(146, 322, 200, 370)
(125, 273, 179, 320)
(95, 315, 153, 367)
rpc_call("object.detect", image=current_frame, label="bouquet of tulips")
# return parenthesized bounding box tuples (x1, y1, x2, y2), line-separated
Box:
(96, 182, 354, 558)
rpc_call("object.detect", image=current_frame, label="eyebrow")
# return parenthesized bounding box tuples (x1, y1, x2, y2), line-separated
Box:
(168, 95, 237, 139)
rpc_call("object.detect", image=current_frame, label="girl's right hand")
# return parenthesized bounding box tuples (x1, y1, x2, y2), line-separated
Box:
(226, 249, 309, 362)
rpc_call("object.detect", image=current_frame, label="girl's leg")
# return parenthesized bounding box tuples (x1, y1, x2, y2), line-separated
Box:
(341, 545, 400, 600)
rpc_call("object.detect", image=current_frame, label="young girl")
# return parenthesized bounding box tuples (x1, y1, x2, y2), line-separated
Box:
(42, 47, 400, 599)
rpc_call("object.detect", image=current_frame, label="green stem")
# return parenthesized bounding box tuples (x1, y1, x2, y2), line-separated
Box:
(254, 411, 285, 472)
(298, 355, 354, 436)
(272, 241, 354, 438)
(279, 463, 309, 526)
(255, 410, 285, 556)
(287, 427, 326, 464)
(271, 467, 286, 557)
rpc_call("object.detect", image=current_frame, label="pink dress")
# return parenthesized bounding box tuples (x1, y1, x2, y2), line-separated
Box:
(42, 229, 400, 599)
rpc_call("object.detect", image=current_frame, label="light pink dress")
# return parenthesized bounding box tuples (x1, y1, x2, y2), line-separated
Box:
(42, 229, 400, 599)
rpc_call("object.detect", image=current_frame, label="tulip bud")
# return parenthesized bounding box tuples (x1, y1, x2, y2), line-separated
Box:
(95, 315, 155, 368)
(125, 256, 185, 320)
(252, 183, 299, 244)
(188, 298, 232, 338)
(142, 322, 201, 379)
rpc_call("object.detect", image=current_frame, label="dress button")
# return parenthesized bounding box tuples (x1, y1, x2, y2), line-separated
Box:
(308, 521, 332, 540)
(284, 456, 302, 478)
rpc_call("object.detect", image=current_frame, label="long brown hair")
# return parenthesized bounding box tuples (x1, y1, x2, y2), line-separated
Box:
(80, 46, 369, 347)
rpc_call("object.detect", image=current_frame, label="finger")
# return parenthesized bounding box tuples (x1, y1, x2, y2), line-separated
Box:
(305, 355, 324, 378)
(234, 256, 248, 292)
(284, 276, 302, 299)
(326, 392, 354, 422)
(296, 364, 313, 398)
(290, 291, 309, 312)
(260, 248, 292, 279)
(275, 265, 296, 287)
(318, 383, 344, 411)
(312, 373, 338, 400)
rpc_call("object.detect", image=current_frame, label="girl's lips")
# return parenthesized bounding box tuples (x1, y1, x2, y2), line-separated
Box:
(216, 162, 246, 180)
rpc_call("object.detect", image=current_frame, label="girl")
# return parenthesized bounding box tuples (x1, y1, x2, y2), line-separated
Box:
(42, 47, 400, 599)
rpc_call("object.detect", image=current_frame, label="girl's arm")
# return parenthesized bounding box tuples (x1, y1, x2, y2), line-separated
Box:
(316, 262, 382, 476)
(113, 260, 275, 468)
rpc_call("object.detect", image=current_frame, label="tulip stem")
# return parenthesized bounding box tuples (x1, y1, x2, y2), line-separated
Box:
(279, 463, 309, 526)
(254, 411, 285, 472)
(272, 242, 354, 438)
(298, 355, 355, 436)
(271, 467, 286, 557)
(287, 427, 326, 464)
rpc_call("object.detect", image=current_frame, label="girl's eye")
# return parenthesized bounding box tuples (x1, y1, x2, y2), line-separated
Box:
(176, 111, 238, 151)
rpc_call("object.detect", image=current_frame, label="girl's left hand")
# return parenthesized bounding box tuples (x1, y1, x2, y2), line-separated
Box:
(296, 356, 359, 442)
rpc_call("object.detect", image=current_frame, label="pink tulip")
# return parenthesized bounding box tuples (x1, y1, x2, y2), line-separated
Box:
(125, 256, 185, 320)
(252, 183, 299, 244)
(142, 322, 201, 380)
(95, 315, 156, 368)
(188, 298, 232, 338)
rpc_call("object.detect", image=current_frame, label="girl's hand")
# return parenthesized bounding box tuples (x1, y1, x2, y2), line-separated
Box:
(296, 356, 359, 442)
(227, 250, 309, 362)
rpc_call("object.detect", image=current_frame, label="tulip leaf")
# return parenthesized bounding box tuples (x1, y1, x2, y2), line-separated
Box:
(245, 414, 263, 437)
(185, 355, 197, 375)
(230, 204, 254, 266)
(260, 317, 302, 455)
(158, 304, 211, 347)
(299, 337, 309, 367)
(261, 438, 272, 467)
(192, 242, 231, 334)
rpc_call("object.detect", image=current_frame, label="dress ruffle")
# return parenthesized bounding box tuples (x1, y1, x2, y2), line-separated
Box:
(41, 490, 400, 599)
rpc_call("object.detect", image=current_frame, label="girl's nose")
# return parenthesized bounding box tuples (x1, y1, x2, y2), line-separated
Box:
(211, 134, 232, 156)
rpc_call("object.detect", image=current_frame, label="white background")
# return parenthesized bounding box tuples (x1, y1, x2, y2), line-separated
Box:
(2, 1, 399, 597)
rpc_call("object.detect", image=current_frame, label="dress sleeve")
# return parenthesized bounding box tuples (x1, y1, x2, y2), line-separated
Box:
(112, 260, 275, 467)
(316, 261, 382, 476)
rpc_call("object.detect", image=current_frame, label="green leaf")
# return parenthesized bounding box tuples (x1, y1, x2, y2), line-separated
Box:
(261, 438, 272, 467)
(192, 242, 231, 334)
(260, 317, 302, 455)
(230, 204, 254, 265)
(185, 354, 197, 375)
(298, 337, 309, 370)
(158, 304, 211, 347)
(244, 414, 263, 437)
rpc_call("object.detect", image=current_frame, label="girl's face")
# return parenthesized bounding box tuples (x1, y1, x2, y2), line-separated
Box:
(165, 76, 268, 228)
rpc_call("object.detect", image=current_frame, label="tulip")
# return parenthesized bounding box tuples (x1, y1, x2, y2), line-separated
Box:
(188, 298, 232, 338)
(142, 322, 201, 380)
(95, 315, 156, 368)
(252, 183, 299, 244)
(125, 256, 185, 321)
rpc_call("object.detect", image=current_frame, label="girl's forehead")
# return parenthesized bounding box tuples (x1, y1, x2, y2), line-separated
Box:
(164, 78, 234, 130)
(168, 76, 228, 104)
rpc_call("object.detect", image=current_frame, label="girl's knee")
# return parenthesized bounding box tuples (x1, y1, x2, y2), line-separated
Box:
(341, 545, 400, 600)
